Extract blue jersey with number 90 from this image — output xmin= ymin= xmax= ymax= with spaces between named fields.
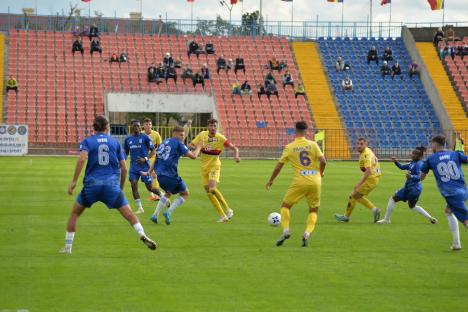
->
xmin=79 ymin=133 xmax=125 ymax=185
xmin=421 ymin=151 xmax=467 ymax=197
xmin=154 ymin=138 xmax=189 ymax=178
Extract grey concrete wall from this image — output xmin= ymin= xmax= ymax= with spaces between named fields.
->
xmin=409 ymin=27 xmax=468 ymax=42
xmin=402 ymin=26 xmax=454 ymax=137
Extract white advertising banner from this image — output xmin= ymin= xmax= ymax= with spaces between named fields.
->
xmin=0 ymin=124 xmax=29 ymax=156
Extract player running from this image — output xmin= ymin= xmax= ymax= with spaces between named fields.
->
xmin=144 ymin=126 xmax=201 ymax=225
xmin=189 ymin=118 xmax=240 ymax=223
xmin=124 ymin=120 xmax=163 ymax=214
xmin=266 ymin=122 xmax=327 ymax=247
xmin=60 ymin=116 xmax=156 ymax=254
xmin=142 ymin=117 xmax=163 ymax=201
xmin=377 ymin=147 xmax=437 ymax=224
xmin=335 ymin=138 xmax=382 ymax=223
xmin=420 ymin=135 xmax=468 ymax=251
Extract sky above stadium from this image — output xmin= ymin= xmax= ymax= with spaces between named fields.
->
xmin=1 ymin=0 xmax=467 ymax=24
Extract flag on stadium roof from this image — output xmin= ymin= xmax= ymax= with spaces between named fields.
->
xmin=428 ymin=0 xmax=444 ymax=10
xmin=327 ymin=0 xmax=343 ymax=3
xmin=187 ymin=0 xmax=195 ymax=3
xmin=231 ymin=0 xmax=238 ymax=4
xmin=81 ymin=0 xmax=92 ymax=3
xmin=381 ymin=0 xmax=391 ymax=5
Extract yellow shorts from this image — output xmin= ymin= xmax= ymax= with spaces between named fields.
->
xmin=282 ymin=182 xmax=321 ymax=208
xmin=357 ymin=177 xmax=380 ymax=196
xmin=201 ymin=167 xmax=220 ymax=185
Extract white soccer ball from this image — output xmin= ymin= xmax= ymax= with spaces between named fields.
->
xmin=268 ymin=212 xmax=281 ymax=227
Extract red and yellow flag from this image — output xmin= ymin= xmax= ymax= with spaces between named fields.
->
xmin=428 ymin=0 xmax=444 ymax=10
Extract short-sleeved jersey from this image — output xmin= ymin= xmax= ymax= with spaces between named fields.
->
xmin=154 ymin=137 xmax=190 ymax=178
xmin=421 ymin=151 xmax=467 ymax=197
xmin=191 ymin=131 xmax=230 ymax=170
xmin=124 ymin=134 xmax=154 ymax=170
xmin=359 ymin=147 xmax=382 ymax=178
xmin=79 ymin=133 xmax=125 ymax=185
xmin=279 ymin=137 xmax=324 ymax=184
xmin=394 ymin=160 xmax=423 ymax=190
xmin=143 ymin=130 xmax=162 ymax=148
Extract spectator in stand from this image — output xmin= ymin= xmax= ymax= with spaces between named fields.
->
xmin=163 ymin=52 xmax=174 ymax=68
xmin=155 ymin=63 xmax=165 ymax=83
xmin=165 ymin=66 xmax=177 ymax=84
xmin=266 ymin=82 xmax=279 ymax=100
xmin=241 ymin=80 xmax=253 ymax=98
xmin=278 ymin=59 xmax=288 ymax=72
xmin=183 ymin=120 xmax=192 ymax=144
xmin=257 ymin=84 xmax=267 ymax=100
xmin=88 ymin=23 xmax=100 ymax=41
xmin=433 ymin=27 xmax=444 ymax=47
xmin=367 ymin=46 xmax=379 ymax=65
xmin=119 ymin=52 xmax=129 ymax=63
xmin=294 ymin=83 xmax=305 ymax=99
xmin=462 ymin=44 xmax=468 ymax=60
xmin=341 ymin=76 xmax=353 ymax=92
xmin=72 ymin=38 xmax=84 ymax=56
xmin=109 ymin=53 xmax=119 ymax=64
xmin=6 ymin=75 xmax=18 ymax=94
xmin=201 ymin=64 xmax=210 ymax=80
xmin=269 ymin=57 xmax=280 ymax=71
xmin=380 ymin=61 xmax=391 ymax=79
xmin=227 ymin=58 xmax=234 ymax=72
xmin=343 ymin=61 xmax=351 ymax=71
xmin=147 ymin=63 xmax=158 ymax=82
xmin=335 ymin=56 xmax=345 ymax=72
xmin=174 ymin=55 xmax=182 ymax=68
xmin=264 ymin=71 xmax=276 ymax=88
xmin=80 ymin=26 xmax=89 ymax=40
xmin=408 ymin=61 xmax=420 ymax=79
xmin=445 ymin=27 xmax=455 ymax=42
xmin=234 ymin=55 xmax=246 ymax=75
xmin=187 ymin=39 xmax=200 ymax=59
xmin=181 ymin=64 xmax=194 ymax=85
xmin=72 ymin=26 xmax=81 ymax=39
xmin=205 ymin=41 xmax=215 ymax=54
xmin=382 ymin=46 xmax=393 ymax=61
xmin=439 ymin=44 xmax=449 ymax=60
xmin=90 ymin=38 xmax=102 ymax=55
xmin=282 ymin=70 xmax=294 ymax=89
xmin=216 ymin=55 xmax=227 ymax=74
xmin=192 ymin=70 xmax=205 ymax=89
xmin=391 ymin=62 xmax=403 ymax=80
xmin=231 ymin=81 xmax=242 ymax=98
xmin=449 ymin=45 xmax=456 ymax=60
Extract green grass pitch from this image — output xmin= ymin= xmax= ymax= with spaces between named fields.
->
xmin=0 ymin=156 xmax=467 ymax=312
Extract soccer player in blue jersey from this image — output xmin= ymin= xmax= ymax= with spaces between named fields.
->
xmin=60 ymin=116 xmax=156 ymax=254
xmin=124 ymin=120 xmax=162 ymax=214
xmin=420 ymin=135 xmax=468 ymax=251
xmin=378 ymin=147 xmax=437 ymax=224
xmin=144 ymin=126 xmax=201 ymax=225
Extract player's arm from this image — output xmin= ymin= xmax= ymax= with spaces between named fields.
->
xmin=458 ymin=152 xmax=468 ymax=164
xmin=68 ymin=151 xmax=88 ymax=195
xmin=391 ymin=157 xmax=409 ymax=170
xmin=225 ymin=141 xmax=240 ymax=163
xmin=318 ymin=156 xmax=326 ymax=177
xmin=419 ymin=160 xmax=430 ymax=182
xmin=266 ymin=162 xmax=285 ymax=190
xmin=186 ymin=142 xmax=202 ymax=159
xmin=119 ymin=159 xmax=128 ymax=190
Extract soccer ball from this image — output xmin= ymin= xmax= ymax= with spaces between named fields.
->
xmin=268 ymin=212 xmax=281 ymax=227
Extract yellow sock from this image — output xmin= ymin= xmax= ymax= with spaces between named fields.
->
xmin=345 ymin=196 xmax=356 ymax=217
xmin=280 ymin=207 xmax=290 ymax=231
xmin=207 ymin=192 xmax=226 ymax=218
xmin=212 ymin=188 xmax=230 ymax=211
xmin=357 ymin=197 xmax=375 ymax=210
xmin=305 ymin=212 xmax=318 ymax=234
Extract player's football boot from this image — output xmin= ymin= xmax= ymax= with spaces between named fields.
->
xmin=135 ymin=207 xmax=145 ymax=215
xmin=216 ymin=216 xmax=229 ymax=223
xmin=140 ymin=235 xmax=157 ymax=250
xmin=450 ymin=244 xmax=462 ymax=251
xmin=59 ymin=245 xmax=72 ymax=254
xmin=226 ymin=209 xmax=234 ymax=220
xmin=334 ymin=214 xmax=349 ymax=222
xmin=163 ymin=211 xmax=171 ymax=225
xmin=148 ymin=193 xmax=160 ymax=201
xmin=149 ymin=215 xmax=158 ymax=224
xmin=429 ymin=217 xmax=438 ymax=224
xmin=302 ymin=234 xmax=309 ymax=247
xmin=373 ymin=209 xmax=381 ymax=223
xmin=376 ymin=219 xmax=390 ymax=224
xmin=276 ymin=233 xmax=290 ymax=246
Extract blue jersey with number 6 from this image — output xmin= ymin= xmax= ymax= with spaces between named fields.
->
xmin=154 ymin=138 xmax=190 ymax=178
xmin=79 ymin=133 xmax=125 ymax=185
xmin=421 ymin=151 xmax=467 ymax=198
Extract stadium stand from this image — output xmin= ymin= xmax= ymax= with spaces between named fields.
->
xmin=292 ymin=42 xmax=350 ymax=159
xmin=0 ymin=33 xmax=4 ymax=119
xmin=5 ymin=30 xmax=313 ymax=149
xmin=417 ymin=42 xmax=468 ymax=131
xmin=317 ymin=37 xmax=442 ymax=150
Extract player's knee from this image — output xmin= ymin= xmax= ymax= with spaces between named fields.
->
xmin=309 ymin=207 xmax=318 ymax=213
xmin=444 ymin=207 xmax=452 ymax=215
xmin=392 ymin=195 xmax=399 ymax=202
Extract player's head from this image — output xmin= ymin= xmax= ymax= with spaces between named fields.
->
xmin=207 ymin=118 xmax=218 ymax=135
xmin=356 ymin=138 xmax=368 ymax=153
xmin=412 ymin=146 xmax=427 ymax=161
xmin=142 ymin=118 xmax=152 ymax=133
xmin=131 ymin=120 xmax=141 ymax=135
xmin=295 ymin=121 xmax=308 ymax=136
xmin=431 ymin=135 xmax=446 ymax=152
xmin=173 ymin=125 xmax=185 ymax=141
xmin=93 ymin=115 xmax=109 ymax=133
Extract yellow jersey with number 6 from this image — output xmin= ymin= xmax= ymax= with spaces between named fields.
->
xmin=279 ymin=137 xmax=323 ymax=184
xmin=359 ymin=147 xmax=381 ymax=178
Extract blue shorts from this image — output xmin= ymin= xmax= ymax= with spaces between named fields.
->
xmin=394 ymin=186 xmax=421 ymax=205
xmin=77 ymin=184 xmax=128 ymax=209
xmin=157 ymin=175 xmax=187 ymax=195
xmin=445 ymin=190 xmax=468 ymax=223
xmin=129 ymin=170 xmax=153 ymax=185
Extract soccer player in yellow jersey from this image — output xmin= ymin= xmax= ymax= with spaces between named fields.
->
xmin=142 ymin=118 xmax=163 ymax=202
xmin=266 ymin=122 xmax=326 ymax=247
xmin=190 ymin=118 xmax=240 ymax=222
xmin=335 ymin=138 xmax=382 ymax=223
